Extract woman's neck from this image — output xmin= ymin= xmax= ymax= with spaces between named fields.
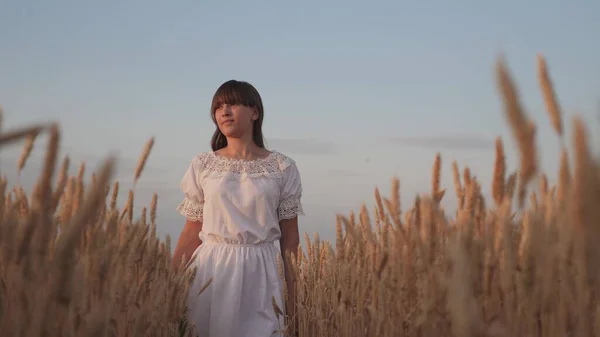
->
xmin=221 ymin=137 xmax=266 ymax=160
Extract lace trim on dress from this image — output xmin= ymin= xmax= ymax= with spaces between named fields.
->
xmin=278 ymin=197 xmax=304 ymax=221
xmin=197 ymin=151 xmax=294 ymax=180
xmin=177 ymin=197 xmax=204 ymax=222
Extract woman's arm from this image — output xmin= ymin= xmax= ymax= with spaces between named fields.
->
xmin=277 ymin=158 xmax=303 ymax=335
xmin=279 ymin=217 xmax=300 ymax=333
xmin=172 ymin=219 xmax=203 ymax=269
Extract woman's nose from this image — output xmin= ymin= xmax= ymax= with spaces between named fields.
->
xmin=221 ymin=105 xmax=232 ymax=116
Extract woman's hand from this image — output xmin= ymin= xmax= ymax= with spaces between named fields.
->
xmin=172 ymin=219 xmax=203 ymax=270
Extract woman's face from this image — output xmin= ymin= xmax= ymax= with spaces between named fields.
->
xmin=215 ymin=103 xmax=257 ymax=139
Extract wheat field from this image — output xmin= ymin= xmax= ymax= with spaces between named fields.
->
xmin=1 ymin=55 xmax=599 ymax=337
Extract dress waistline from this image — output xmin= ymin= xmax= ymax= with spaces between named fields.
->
xmin=201 ymin=240 xmax=276 ymax=248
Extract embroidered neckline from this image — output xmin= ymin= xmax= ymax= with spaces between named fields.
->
xmin=196 ymin=150 xmax=294 ymax=179
xmin=210 ymin=151 xmax=275 ymax=163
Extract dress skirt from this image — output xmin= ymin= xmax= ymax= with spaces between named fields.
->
xmin=186 ymin=241 xmax=287 ymax=337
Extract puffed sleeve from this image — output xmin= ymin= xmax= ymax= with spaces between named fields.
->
xmin=278 ymin=161 xmax=304 ymax=221
xmin=176 ymin=157 xmax=204 ymax=222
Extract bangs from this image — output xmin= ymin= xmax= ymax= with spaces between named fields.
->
xmin=211 ymin=80 xmax=262 ymax=113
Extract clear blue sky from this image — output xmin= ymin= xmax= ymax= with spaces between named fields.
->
xmin=1 ymin=0 xmax=599 ymax=243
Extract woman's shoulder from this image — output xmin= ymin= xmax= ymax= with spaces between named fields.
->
xmin=186 ymin=151 xmax=213 ymax=169
xmin=268 ymin=150 xmax=297 ymax=170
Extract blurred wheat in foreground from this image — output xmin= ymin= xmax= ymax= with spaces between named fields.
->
xmin=0 ymin=124 xmax=195 ymax=336
xmin=1 ymin=55 xmax=599 ymax=337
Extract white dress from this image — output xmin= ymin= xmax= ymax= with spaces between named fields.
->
xmin=177 ymin=150 xmax=304 ymax=337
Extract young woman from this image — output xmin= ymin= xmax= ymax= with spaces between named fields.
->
xmin=172 ymin=80 xmax=303 ymax=337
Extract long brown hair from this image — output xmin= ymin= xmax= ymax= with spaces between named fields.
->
xmin=210 ymin=80 xmax=266 ymax=151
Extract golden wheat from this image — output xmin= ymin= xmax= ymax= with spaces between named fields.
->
xmin=0 ymin=125 xmax=195 ymax=336
xmin=3 ymin=54 xmax=599 ymax=337
xmin=282 ymin=55 xmax=600 ymax=337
